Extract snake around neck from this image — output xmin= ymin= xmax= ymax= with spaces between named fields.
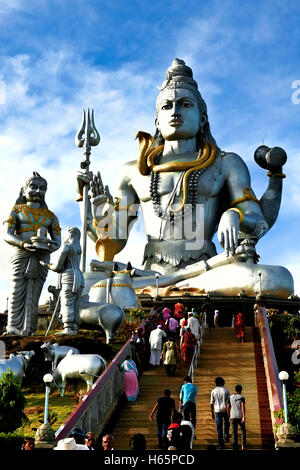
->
xmin=148 ymin=142 xmax=216 ymax=221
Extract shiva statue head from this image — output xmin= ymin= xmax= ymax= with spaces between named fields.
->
xmin=153 ymin=58 xmax=217 ymax=150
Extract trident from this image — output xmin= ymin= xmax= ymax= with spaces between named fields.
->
xmin=75 ymin=108 xmax=100 ymax=273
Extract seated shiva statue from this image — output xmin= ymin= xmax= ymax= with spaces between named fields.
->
xmin=76 ymin=59 xmax=293 ymax=298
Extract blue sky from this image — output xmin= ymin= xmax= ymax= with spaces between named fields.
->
xmin=0 ymin=0 xmax=299 ymax=308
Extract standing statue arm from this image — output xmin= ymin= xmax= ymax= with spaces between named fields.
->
xmin=47 ymin=215 xmax=62 ymax=252
xmin=4 ymin=209 xmax=61 ymax=252
xmin=218 ymin=153 xmax=268 ymax=255
xmin=43 ymin=245 xmax=69 ymax=272
xmin=3 ymin=210 xmax=28 ymax=249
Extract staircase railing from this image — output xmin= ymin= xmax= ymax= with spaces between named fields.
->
xmin=256 ymin=303 xmax=283 ymax=433
xmin=54 ymin=337 xmax=132 ymax=442
xmin=188 ymin=313 xmax=206 ymax=382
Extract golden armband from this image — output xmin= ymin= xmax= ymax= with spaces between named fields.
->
xmin=228 ymin=207 xmax=244 ymax=223
xmin=230 ymin=187 xmax=260 ymax=207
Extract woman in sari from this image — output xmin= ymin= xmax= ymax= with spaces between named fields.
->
xmin=180 ymin=328 xmax=197 ymax=368
xmin=161 ymin=338 xmax=177 ymax=376
xmin=234 ymin=312 xmax=246 ymax=342
xmin=120 ymin=356 xmax=139 ymax=401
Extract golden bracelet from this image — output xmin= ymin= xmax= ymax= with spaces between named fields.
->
xmin=21 ymin=240 xmax=27 ymax=249
xmin=228 ymin=207 xmax=244 ymax=223
xmin=267 ymin=172 xmax=286 ymax=179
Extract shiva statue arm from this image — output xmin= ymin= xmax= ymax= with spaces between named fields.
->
xmin=77 ymin=162 xmax=140 ymax=260
xmin=218 ymin=152 xmax=268 ymax=256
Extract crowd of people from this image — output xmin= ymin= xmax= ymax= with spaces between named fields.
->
xmin=22 ymin=302 xmax=248 ymax=452
xmin=129 ymin=301 xmax=207 ymax=378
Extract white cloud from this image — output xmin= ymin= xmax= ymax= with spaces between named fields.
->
xmin=0 ymin=48 xmax=160 ymax=311
xmin=0 ymin=0 xmax=24 ymax=14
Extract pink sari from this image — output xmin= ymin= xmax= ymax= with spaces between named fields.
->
xmin=121 ymin=359 xmax=139 ymax=401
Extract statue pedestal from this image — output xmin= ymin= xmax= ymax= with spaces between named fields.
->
xmin=275 ymin=423 xmax=300 ymax=449
xmin=34 ymin=423 xmax=56 ymax=449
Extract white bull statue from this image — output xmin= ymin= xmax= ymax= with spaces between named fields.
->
xmin=51 ymin=350 xmax=107 ymax=396
xmin=0 ymin=350 xmax=35 ymax=385
xmin=40 ymin=342 xmax=80 ymax=370
xmin=78 ymin=262 xmax=130 ymax=343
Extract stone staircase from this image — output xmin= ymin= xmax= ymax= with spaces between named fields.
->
xmin=110 ymin=327 xmax=274 ymax=450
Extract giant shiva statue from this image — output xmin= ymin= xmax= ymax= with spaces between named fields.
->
xmin=76 ymin=59 xmax=293 ymax=298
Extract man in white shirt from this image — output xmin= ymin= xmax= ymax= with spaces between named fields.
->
xmin=227 ymin=384 xmax=246 ymax=451
xmin=210 ymin=376 xmax=230 ymax=449
xmin=187 ymin=312 xmax=200 ymax=340
xmin=149 ymin=324 xmax=167 ymax=365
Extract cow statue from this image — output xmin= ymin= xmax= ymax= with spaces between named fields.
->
xmin=40 ymin=342 xmax=80 ymax=370
xmin=79 ymin=303 xmax=125 ymax=345
xmin=51 ymin=350 xmax=107 ymax=396
xmin=0 ymin=350 xmax=35 ymax=385
xmin=79 ymin=262 xmax=130 ymax=343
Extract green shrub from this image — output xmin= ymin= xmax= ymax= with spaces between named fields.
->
xmin=0 ymin=370 xmax=28 ymax=434
xmin=269 ymin=311 xmax=300 ymax=340
xmin=127 ymin=309 xmax=148 ymax=323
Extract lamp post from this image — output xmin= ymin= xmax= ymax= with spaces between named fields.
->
xmin=43 ymin=373 xmax=53 ymax=425
xmin=278 ymin=370 xmax=289 ymax=423
xmin=155 ymin=273 xmax=160 ymax=297
xmin=258 ymin=271 xmax=262 ymax=294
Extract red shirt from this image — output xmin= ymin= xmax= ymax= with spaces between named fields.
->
xmin=174 ymin=303 xmax=184 ymax=319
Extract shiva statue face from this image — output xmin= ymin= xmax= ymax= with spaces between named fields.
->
xmin=156 ymin=88 xmax=202 ymax=141
xmin=23 ymin=177 xmax=47 ymax=203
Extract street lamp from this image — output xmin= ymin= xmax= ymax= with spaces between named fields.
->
xmin=155 ymin=273 xmax=160 ymax=297
xmin=278 ymin=370 xmax=289 ymax=423
xmin=43 ymin=373 xmax=53 ymax=425
xmin=258 ymin=271 xmax=262 ymax=294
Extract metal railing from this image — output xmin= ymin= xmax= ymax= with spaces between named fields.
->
xmin=54 ymin=319 xmax=147 ymax=441
xmin=256 ymin=303 xmax=283 ymax=435
xmin=54 ymin=338 xmax=132 ymax=441
xmin=188 ymin=313 xmax=207 ymax=382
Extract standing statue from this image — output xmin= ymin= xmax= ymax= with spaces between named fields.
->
xmin=43 ymin=227 xmax=84 ymax=335
xmin=75 ymin=59 xmax=292 ymax=298
xmin=3 ymin=172 xmax=61 ymax=335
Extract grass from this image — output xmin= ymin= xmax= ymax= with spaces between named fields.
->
xmin=20 ymin=383 xmax=82 ymax=439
